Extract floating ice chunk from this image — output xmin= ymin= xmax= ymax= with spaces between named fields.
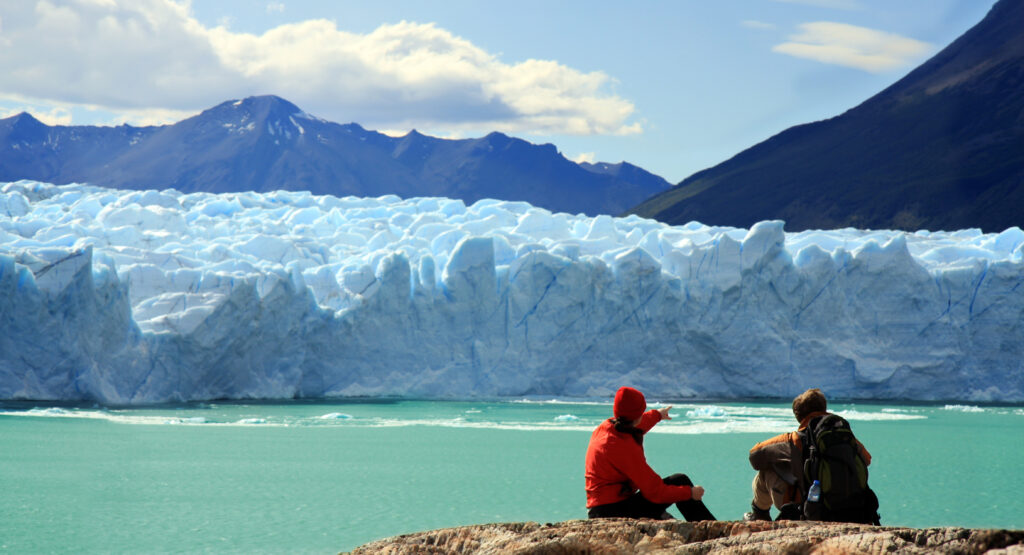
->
xmin=686 ymin=406 xmax=727 ymax=418
xmin=167 ymin=417 xmax=208 ymax=424
xmin=943 ymin=405 xmax=985 ymax=413
xmin=836 ymin=409 xmax=927 ymax=421
xmin=28 ymin=407 xmax=70 ymax=416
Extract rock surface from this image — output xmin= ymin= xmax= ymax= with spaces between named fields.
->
xmin=347 ymin=519 xmax=1024 ymax=554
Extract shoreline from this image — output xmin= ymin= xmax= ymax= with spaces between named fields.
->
xmin=4 ymin=396 xmax=1024 ymax=411
xmin=346 ymin=519 xmax=1024 ymax=554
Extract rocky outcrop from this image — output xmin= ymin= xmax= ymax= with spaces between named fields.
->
xmin=347 ymin=519 xmax=1024 ymax=554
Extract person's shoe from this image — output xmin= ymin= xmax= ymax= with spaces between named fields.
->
xmin=658 ymin=511 xmax=676 ymax=520
xmin=743 ymin=502 xmax=771 ymax=521
xmin=775 ymin=502 xmax=803 ymax=521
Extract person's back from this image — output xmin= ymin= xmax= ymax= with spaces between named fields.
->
xmin=745 ymin=388 xmax=878 ymax=524
xmin=798 ymin=411 xmax=879 ymax=524
xmin=585 ymin=386 xmax=715 ymax=521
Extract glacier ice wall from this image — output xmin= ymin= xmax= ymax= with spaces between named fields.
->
xmin=2 ymin=180 xmax=1023 ymax=403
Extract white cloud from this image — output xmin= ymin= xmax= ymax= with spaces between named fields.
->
xmin=0 ymin=0 xmax=639 ymax=135
xmin=0 ymin=104 xmax=73 ymax=125
xmin=571 ymin=152 xmax=596 ymax=164
xmin=377 ymin=128 xmax=411 ymax=138
xmin=773 ymin=22 xmax=932 ymax=73
xmin=1 ymin=93 xmax=196 ymax=127
xmin=266 ymin=3 xmax=284 ymax=14
xmin=106 ymin=106 xmax=199 ymax=126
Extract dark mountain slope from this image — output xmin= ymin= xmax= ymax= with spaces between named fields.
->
xmin=0 ymin=96 xmax=671 ymax=216
xmin=631 ymin=0 xmax=1024 ymax=232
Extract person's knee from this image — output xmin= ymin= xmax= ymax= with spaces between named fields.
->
xmin=753 ymin=469 xmax=792 ymax=511
xmin=663 ymin=473 xmax=693 ymax=486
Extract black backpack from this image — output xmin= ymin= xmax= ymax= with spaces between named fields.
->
xmin=800 ymin=413 xmax=880 ymax=525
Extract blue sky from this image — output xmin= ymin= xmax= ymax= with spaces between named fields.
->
xmin=0 ymin=0 xmax=997 ymax=182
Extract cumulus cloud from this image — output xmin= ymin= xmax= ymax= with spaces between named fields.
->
xmin=0 ymin=104 xmax=73 ymax=125
xmin=0 ymin=0 xmax=638 ymax=135
xmin=773 ymin=22 xmax=932 ymax=73
xmin=106 ymin=106 xmax=201 ymax=126
xmin=571 ymin=152 xmax=596 ymax=164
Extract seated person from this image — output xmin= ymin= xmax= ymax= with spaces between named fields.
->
xmin=585 ymin=386 xmax=715 ymax=521
xmin=745 ymin=388 xmax=871 ymax=521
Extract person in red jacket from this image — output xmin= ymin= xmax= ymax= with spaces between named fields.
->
xmin=585 ymin=386 xmax=715 ymax=520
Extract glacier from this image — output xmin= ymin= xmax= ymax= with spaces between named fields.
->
xmin=2 ymin=180 xmax=1023 ymax=404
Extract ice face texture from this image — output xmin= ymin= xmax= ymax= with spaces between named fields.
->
xmin=2 ymin=181 xmax=1022 ymax=404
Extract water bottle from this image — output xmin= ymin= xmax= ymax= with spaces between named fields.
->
xmin=808 ymin=479 xmax=821 ymax=502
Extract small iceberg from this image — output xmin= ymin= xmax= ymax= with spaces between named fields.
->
xmin=943 ymin=405 xmax=984 ymax=413
xmin=686 ymin=406 xmax=727 ymax=418
xmin=165 ymin=416 xmax=208 ymax=424
xmin=28 ymin=407 xmax=70 ymax=416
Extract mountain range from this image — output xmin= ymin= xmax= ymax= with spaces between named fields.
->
xmin=3 ymin=0 xmax=1021 ymax=231
xmin=0 ymin=96 xmax=670 ymax=217
xmin=631 ymin=0 xmax=1024 ymax=233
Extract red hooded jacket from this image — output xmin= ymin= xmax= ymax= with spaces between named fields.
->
xmin=584 ymin=409 xmax=693 ymax=508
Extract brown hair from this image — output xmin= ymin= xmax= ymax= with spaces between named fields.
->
xmin=611 ymin=417 xmax=645 ymax=446
xmin=792 ymin=388 xmax=827 ymax=423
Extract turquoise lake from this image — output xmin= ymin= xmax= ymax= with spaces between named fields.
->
xmin=2 ymin=399 xmax=1022 ymax=553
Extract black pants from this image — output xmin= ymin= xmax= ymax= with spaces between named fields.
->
xmin=587 ymin=473 xmax=716 ymax=521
